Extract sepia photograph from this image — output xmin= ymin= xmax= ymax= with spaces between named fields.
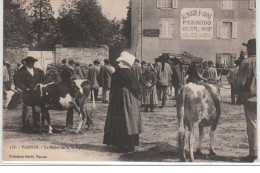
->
xmin=1 ymin=0 xmax=258 ymax=164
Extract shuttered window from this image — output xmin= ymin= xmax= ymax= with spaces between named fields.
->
xmin=157 ymin=0 xmax=177 ymax=9
xmin=217 ymin=21 xmax=237 ymax=39
xmin=222 ymin=22 xmax=232 ymax=39
xmin=249 ymin=0 xmax=256 ymax=10
xmin=160 ymin=18 xmax=174 ymax=39
xmin=222 ymin=0 xmax=233 ymax=10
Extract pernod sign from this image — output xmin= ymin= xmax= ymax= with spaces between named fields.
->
xmin=181 ymin=8 xmax=213 ymax=40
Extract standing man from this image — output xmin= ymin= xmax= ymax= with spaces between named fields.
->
xmin=60 ymin=59 xmax=75 ymax=128
xmin=88 ymin=60 xmax=100 ymax=101
xmin=235 ymin=39 xmax=257 ymax=162
xmin=15 ymin=56 xmax=44 ymax=130
xmin=155 ymin=53 xmax=172 ymax=108
xmin=227 ymin=60 xmax=240 ymax=104
xmin=202 ymin=60 xmax=220 ymax=82
xmin=131 ymin=59 xmax=142 ymax=82
xmin=100 ymin=59 xmax=114 ymax=103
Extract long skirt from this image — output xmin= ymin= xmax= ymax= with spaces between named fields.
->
xmin=103 ymin=87 xmax=143 ymax=148
xmin=142 ymin=85 xmax=158 ymax=107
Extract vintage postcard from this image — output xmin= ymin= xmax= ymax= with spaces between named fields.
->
xmin=1 ymin=0 xmax=258 ymax=164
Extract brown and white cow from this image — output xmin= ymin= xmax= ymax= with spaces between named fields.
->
xmin=33 ymin=79 xmax=92 ymax=134
xmin=176 ymin=82 xmax=221 ymax=162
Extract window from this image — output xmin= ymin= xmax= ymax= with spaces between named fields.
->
xmin=222 ymin=0 xmax=233 ymax=10
xmin=222 ymin=22 xmax=232 ymax=39
xmin=160 ymin=18 xmax=174 ymax=39
xmin=157 ymin=0 xmax=177 ymax=9
xmin=217 ymin=21 xmax=237 ymax=39
xmin=249 ymin=0 xmax=256 ymax=10
xmin=216 ymin=53 xmax=236 ymax=67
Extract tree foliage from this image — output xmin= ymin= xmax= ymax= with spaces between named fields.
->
xmin=57 ymin=0 xmax=127 ymax=59
xmin=4 ymin=0 xmax=128 ymax=59
xmin=121 ymin=0 xmax=131 ymax=48
xmin=27 ymin=0 xmax=58 ymax=50
xmin=3 ymin=0 xmax=32 ymax=47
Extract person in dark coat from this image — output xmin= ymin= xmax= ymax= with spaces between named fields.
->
xmin=171 ymin=58 xmax=185 ymax=98
xmin=15 ymin=56 xmax=44 ymax=130
xmin=235 ymin=39 xmax=257 ymax=162
xmin=100 ymin=59 xmax=114 ymax=103
xmin=60 ymin=59 xmax=75 ymax=128
xmin=75 ymin=61 xmax=85 ymax=79
xmin=186 ymin=62 xmax=206 ymax=84
xmin=154 ymin=54 xmax=172 ymax=108
xmin=131 ymin=59 xmax=142 ymax=82
xmin=141 ymin=63 xmax=158 ymax=112
xmin=88 ymin=60 xmax=100 ymax=100
xmin=103 ymin=51 xmax=143 ymax=153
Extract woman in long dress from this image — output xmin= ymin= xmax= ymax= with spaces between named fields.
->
xmin=103 ymin=51 xmax=143 ymax=153
xmin=141 ymin=63 xmax=158 ymax=112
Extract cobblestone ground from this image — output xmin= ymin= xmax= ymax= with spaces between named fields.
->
xmin=2 ymin=78 xmax=250 ymax=163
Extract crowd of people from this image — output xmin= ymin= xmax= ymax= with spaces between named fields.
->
xmin=2 ymin=39 xmax=257 ymax=162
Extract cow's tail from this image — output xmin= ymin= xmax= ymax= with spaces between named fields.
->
xmin=177 ymin=87 xmax=186 ymax=159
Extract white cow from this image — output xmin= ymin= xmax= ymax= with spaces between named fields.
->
xmin=176 ymin=82 xmax=221 ymax=162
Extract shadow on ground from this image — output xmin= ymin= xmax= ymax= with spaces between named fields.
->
xmin=51 ymin=142 xmax=243 ymax=162
xmin=119 ymin=142 xmax=242 ymax=162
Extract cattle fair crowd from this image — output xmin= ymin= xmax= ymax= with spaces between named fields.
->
xmin=2 ymin=39 xmax=257 ymax=162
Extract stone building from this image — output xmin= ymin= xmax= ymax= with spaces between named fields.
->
xmin=131 ymin=0 xmax=256 ymax=66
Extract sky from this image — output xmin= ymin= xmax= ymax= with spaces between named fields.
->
xmin=49 ymin=0 xmax=129 ymax=20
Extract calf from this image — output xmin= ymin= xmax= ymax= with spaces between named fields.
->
xmin=33 ymin=80 xmax=92 ymax=134
xmin=176 ymin=82 xmax=221 ymax=162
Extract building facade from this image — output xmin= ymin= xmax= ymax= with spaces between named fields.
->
xmin=131 ymin=0 xmax=256 ymax=66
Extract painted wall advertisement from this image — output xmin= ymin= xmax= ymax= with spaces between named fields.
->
xmin=181 ymin=8 xmax=213 ymax=40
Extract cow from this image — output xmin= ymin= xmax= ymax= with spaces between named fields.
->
xmin=4 ymin=90 xmax=22 ymax=110
xmin=29 ymin=79 xmax=92 ymax=134
xmin=176 ymin=82 xmax=221 ymax=162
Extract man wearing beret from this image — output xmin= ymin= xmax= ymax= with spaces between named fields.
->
xmin=235 ymin=39 xmax=257 ymax=162
xmin=16 ymin=56 xmax=44 ymax=130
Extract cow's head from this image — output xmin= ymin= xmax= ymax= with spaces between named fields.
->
xmin=70 ymin=80 xmax=92 ymax=98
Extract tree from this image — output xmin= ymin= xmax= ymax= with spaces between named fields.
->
xmin=57 ymin=0 xmax=128 ymax=60
xmin=121 ymin=0 xmax=131 ymax=48
xmin=3 ymin=0 xmax=32 ymax=47
xmin=27 ymin=0 xmax=57 ymax=50
xmin=57 ymin=0 xmax=114 ymax=47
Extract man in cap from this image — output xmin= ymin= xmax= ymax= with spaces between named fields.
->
xmin=235 ymin=39 xmax=257 ymax=162
xmin=88 ymin=60 xmax=100 ymax=100
xmin=16 ymin=56 xmax=44 ymax=130
xmin=100 ymin=59 xmax=114 ymax=103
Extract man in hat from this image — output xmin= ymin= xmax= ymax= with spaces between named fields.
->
xmin=74 ymin=60 xmax=85 ymax=79
xmin=60 ymin=59 xmax=75 ymax=83
xmin=16 ymin=56 xmax=44 ymax=130
xmin=202 ymin=60 xmax=220 ymax=82
xmin=88 ymin=60 xmax=100 ymax=100
xmin=155 ymin=53 xmax=172 ymax=108
xmin=227 ymin=60 xmax=240 ymax=104
xmin=235 ymin=39 xmax=257 ymax=162
xmin=59 ymin=59 xmax=76 ymax=128
xmin=100 ymin=59 xmax=114 ymax=103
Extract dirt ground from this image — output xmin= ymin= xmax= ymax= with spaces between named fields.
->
xmin=2 ymin=77 xmax=251 ymax=163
